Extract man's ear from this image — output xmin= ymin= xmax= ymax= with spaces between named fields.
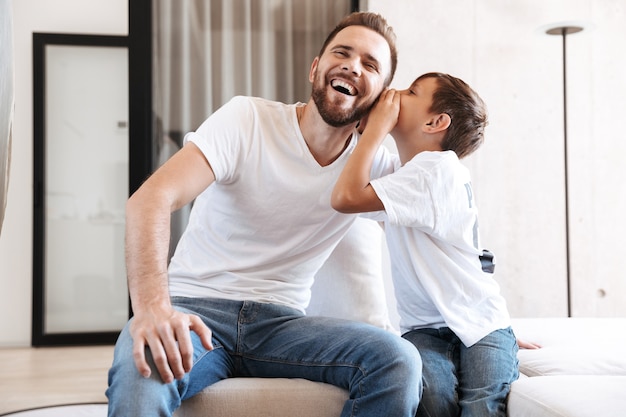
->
xmin=309 ymin=57 xmax=320 ymax=83
xmin=424 ymin=113 xmax=451 ymax=133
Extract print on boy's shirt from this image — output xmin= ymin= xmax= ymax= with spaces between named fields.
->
xmin=464 ymin=181 xmax=495 ymax=274
xmin=464 ymin=182 xmax=474 ymax=208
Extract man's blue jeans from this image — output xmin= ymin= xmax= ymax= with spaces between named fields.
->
xmin=107 ymin=297 xmax=422 ymax=417
xmin=402 ymin=326 xmax=519 ymax=417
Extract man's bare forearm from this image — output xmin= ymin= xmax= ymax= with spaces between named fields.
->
xmin=125 ymin=186 xmax=173 ymax=314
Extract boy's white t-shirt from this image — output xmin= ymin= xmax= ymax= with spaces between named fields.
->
xmin=167 ymin=96 xmax=395 ymax=312
xmin=370 ymin=150 xmax=510 ymax=347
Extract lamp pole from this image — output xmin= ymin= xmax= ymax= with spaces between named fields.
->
xmin=545 ymin=25 xmax=583 ymax=318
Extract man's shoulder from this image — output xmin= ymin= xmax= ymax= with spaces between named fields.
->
xmin=231 ymin=96 xmax=294 ymax=119
xmin=212 ymin=96 xmax=291 ymax=125
xmin=237 ymin=95 xmax=291 ymax=109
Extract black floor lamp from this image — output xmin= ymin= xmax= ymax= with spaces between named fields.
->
xmin=544 ymin=23 xmax=586 ymax=317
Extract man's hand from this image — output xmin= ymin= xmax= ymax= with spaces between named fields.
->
xmin=129 ymin=307 xmax=214 ymax=383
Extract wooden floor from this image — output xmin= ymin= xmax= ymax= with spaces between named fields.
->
xmin=0 ymin=345 xmax=113 ymax=414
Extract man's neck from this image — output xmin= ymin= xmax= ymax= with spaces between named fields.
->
xmin=298 ymin=100 xmax=357 ymax=167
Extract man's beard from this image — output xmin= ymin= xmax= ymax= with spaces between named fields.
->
xmin=311 ymin=77 xmax=373 ymax=127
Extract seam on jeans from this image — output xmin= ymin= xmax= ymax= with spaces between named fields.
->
xmin=238 ymin=352 xmax=366 ymax=373
xmin=236 ymin=304 xmax=245 ymax=355
xmin=193 ymin=343 xmax=223 ymax=367
xmin=239 ymin=354 xmax=368 ymax=417
xmin=448 ymin=341 xmax=460 ymax=405
xmin=237 ymin=353 xmax=367 ymax=385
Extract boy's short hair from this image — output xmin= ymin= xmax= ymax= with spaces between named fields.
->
xmin=319 ymin=12 xmax=398 ymax=87
xmin=418 ymin=72 xmax=488 ymax=159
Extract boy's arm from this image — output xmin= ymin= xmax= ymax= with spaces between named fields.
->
xmin=332 ymin=89 xmax=400 ymax=213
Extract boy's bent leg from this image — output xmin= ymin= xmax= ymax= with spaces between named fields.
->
xmin=403 ymin=328 xmax=460 ymax=417
xmin=236 ymin=303 xmax=422 ymax=417
xmin=458 ymin=327 xmax=519 ymax=417
xmin=106 ymin=318 xmax=232 ymax=417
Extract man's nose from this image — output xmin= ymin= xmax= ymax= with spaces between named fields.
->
xmin=341 ymin=58 xmax=362 ymax=76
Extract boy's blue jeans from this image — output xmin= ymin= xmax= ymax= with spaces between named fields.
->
xmin=403 ymin=326 xmax=519 ymax=417
xmin=107 ymin=297 xmax=422 ymax=417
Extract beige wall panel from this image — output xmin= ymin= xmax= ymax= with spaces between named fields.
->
xmin=369 ymin=0 xmax=626 ymax=317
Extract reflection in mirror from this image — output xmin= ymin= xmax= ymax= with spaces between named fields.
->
xmin=33 ymin=34 xmax=130 ymax=345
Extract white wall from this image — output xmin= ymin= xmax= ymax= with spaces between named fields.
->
xmin=368 ymin=0 xmax=626 ymax=318
xmin=0 ymin=0 xmax=128 ymax=347
xmin=3 ymin=0 xmax=624 ymax=347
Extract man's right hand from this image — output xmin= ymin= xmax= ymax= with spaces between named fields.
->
xmin=129 ymin=306 xmax=214 ymax=383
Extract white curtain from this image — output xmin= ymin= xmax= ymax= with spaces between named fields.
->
xmin=153 ymin=0 xmax=351 ymax=145
xmin=0 ymin=0 xmax=14 ymax=235
xmin=152 ymin=0 xmax=350 ymax=255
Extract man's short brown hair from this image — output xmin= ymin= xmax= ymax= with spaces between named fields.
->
xmin=318 ymin=12 xmax=398 ymax=87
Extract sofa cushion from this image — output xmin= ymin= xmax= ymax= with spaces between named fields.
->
xmin=508 ymin=375 xmax=626 ymax=417
xmin=516 ymin=345 xmax=626 ymax=377
xmin=174 ymin=378 xmax=348 ymax=417
xmin=511 ymin=318 xmax=626 ymax=346
xmin=511 ymin=318 xmax=626 ymax=377
xmin=307 ymin=217 xmax=395 ymax=331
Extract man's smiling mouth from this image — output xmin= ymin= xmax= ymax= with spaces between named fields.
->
xmin=331 ymin=79 xmax=357 ymax=96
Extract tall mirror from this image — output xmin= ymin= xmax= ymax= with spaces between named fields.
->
xmin=32 ymin=33 xmax=130 ymax=345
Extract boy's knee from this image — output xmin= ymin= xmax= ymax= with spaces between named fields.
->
xmin=400 ymin=338 xmax=423 ymax=384
xmin=372 ymin=332 xmax=423 ymax=386
xmin=389 ymin=333 xmax=422 ymax=367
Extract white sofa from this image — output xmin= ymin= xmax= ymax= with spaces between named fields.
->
xmin=173 ymin=219 xmax=626 ymax=417
xmin=508 ymin=317 xmax=626 ymax=417
xmin=173 ymin=317 xmax=626 ymax=417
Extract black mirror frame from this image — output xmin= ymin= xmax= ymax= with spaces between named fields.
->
xmin=31 ymin=33 xmax=130 ymax=346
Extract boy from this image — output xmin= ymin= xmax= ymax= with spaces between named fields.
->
xmin=332 ymin=72 xmax=519 ymax=417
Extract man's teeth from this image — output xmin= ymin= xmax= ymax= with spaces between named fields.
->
xmin=331 ymin=80 xmax=356 ymax=96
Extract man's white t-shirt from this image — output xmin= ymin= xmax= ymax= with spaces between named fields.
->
xmin=168 ymin=96 xmax=395 ymax=312
xmin=370 ymin=150 xmax=510 ymax=347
